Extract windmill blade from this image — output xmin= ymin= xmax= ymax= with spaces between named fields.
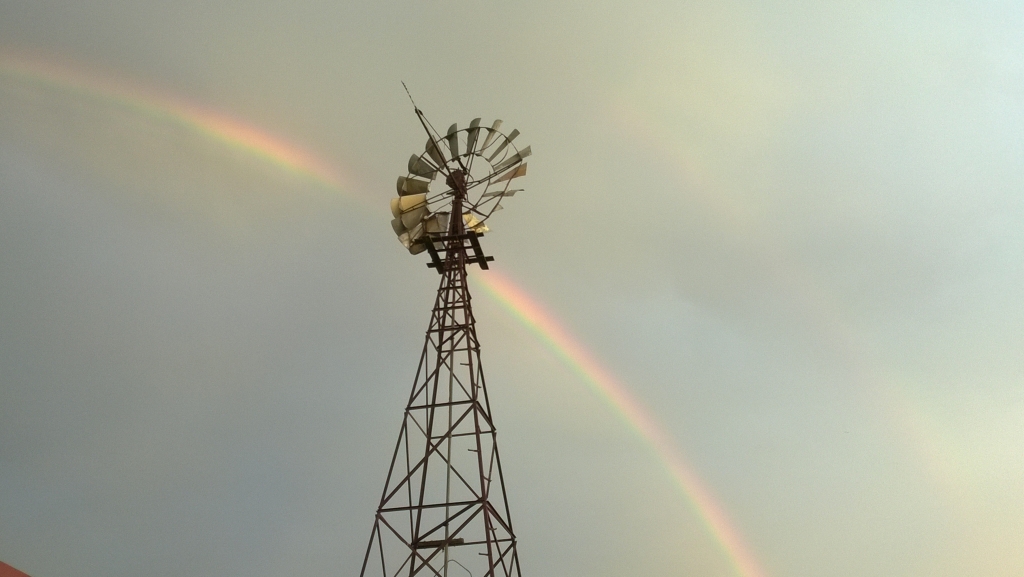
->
xmin=492 ymin=145 xmax=531 ymax=172
xmin=494 ymin=163 xmax=527 ymax=183
xmin=401 ymin=205 xmax=429 ymax=230
xmin=481 ymin=119 xmax=503 ymax=150
xmin=397 ymin=176 xmax=431 ymax=196
xmin=447 ymin=123 xmax=460 ymax=158
xmin=487 ymin=129 xmax=520 ymax=162
xmin=408 ymin=154 xmax=437 ymax=179
xmin=391 ymin=217 xmax=406 ymax=236
xmin=425 ymin=137 xmax=446 ymax=166
xmin=463 ymin=213 xmax=489 ymax=234
xmin=482 ymin=188 xmax=522 ymax=198
xmin=390 ymin=198 xmax=402 ymax=218
xmin=466 ymin=118 xmax=482 ymax=155
xmin=397 ymin=193 xmax=427 ymax=210
xmin=492 ymin=154 xmax=527 ymax=179
xmin=407 ymin=221 xmax=426 ymax=241
xmin=397 ymin=195 xmax=429 ymax=231
xmin=423 ymin=212 xmax=450 ymax=234
xmin=399 ymin=225 xmax=428 ymax=253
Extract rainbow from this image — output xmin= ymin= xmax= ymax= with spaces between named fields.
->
xmin=474 ymin=269 xmax=768 ymax=577
xmin=1 ymin=55 xmax=768 ymax=577
xmin=0 ymin=55 xmax=347 ymax=191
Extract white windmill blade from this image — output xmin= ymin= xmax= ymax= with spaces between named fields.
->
xmin=480 ymin=119 xmax=503 ymax=150
xmin=446 ymin=123 xmax=459 ymax=158
xmin=397 ymin=176 xmax=431 ymax=196
xmin=492 ymin=145 xmax=531 ymax=173
xmin=391 ymin=217 xmax=406 ymax=236
xmin=408 ymin=154 xmax=437 ymax=179
xmin=493 ymin=163 xmax=527 ymax=183
xmin=396 ymin=193 xmax=427 ymax=212
xmin=486 ymin=129 xmax=520 ymax=162
xmin=401 ymin=205 xmax=429 ymax=230
xmin=466 ymin=118 xmax=482 ymax=155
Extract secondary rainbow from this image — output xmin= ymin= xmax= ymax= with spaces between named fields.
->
xmin=473 ymin=269 xmax=768 ymax=577
xmin=1 ymin=55 xmax=768 ymax=577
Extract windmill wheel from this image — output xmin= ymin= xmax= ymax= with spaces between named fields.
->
xmin=390 ymin=118 xmax=530 ymax=254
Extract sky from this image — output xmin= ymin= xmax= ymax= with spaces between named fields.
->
xmin=0 ymin=1 xmax=1022 ymax=576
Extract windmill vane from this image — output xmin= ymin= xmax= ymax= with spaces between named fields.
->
xmin=358 ymin=107 xmax=530 ymax=577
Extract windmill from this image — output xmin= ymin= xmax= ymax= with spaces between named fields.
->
xmin=358 ymin=96 xmax=530 ymax=577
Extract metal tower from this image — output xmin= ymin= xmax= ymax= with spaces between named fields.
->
xmin=359 ymin=105 xmax=530 ymax=577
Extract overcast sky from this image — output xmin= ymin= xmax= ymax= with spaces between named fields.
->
xmin=1 ymin=2 xmax=1022 ymax=576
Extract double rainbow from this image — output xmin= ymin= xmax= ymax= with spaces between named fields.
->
xmin=0 ymin=55 xmax=767 ymax=577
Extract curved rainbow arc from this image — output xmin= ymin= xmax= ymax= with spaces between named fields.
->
xmin=473 ymin=269 xmax=768 ymax=577
xmin=0 ymin=55 xmax=347 ymax=191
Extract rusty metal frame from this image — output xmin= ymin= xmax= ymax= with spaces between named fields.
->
xmin=359 ymin=168 xmax=522 ymax=577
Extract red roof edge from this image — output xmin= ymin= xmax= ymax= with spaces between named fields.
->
xmin=0 ymin=561 xmax=30 ymax=577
